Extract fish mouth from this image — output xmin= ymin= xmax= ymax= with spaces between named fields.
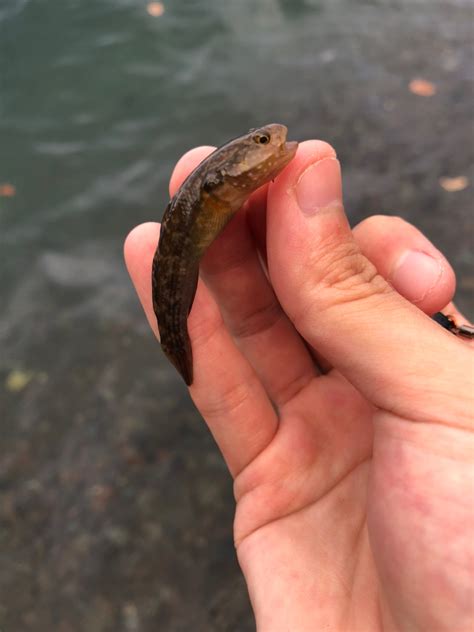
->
xmin=268 ymin=138 xmax=298 ymax=177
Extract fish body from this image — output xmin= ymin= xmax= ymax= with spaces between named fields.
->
xmin=152 ymin=124 xmax=298 ymax=385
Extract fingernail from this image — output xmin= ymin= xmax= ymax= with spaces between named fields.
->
xmin=295 ymin=157 xmax=342 ymax=215
xmin=391 ymin=250 xmax=443 ymax=303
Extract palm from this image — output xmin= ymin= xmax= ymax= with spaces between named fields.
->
xmin=234 ymin=369 xmax=377 ymax=627
xmin=233 ymin=361 xmax=472 ymax=631
xmin=233 ymin=370 xmax=373 ymax=547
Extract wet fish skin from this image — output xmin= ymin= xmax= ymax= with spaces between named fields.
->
xmin=152 ymin=124 xmax=298 ymax=385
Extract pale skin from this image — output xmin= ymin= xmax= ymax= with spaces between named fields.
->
xmin=124 ymin=140 xmax=474 ymax=631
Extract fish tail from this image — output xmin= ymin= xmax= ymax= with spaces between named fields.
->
xmin=161 ymin=334 xmax=193 ymax=386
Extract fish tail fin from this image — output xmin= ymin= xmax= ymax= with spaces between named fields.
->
xmin=161 ymin=336 xmax=193 ymax=386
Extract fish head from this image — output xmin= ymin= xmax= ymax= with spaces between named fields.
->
xmin=229 ymin=123 xmax=298 ymax=180
xmin=207 ymin=124 xmax=298 ymax=204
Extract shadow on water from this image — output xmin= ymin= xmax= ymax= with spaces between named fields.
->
xmin=0 ymin=0 xmax=473 ymax=629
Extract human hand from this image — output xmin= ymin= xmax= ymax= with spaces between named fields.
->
xmin=124 ymin=140 xmax=473 ymax=631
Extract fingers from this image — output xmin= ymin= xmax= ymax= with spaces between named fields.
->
xmin=266 ymin=140 xmax=473 ymax=426
xmin=353 ymin=215 xmax=456 ymax=315
xmin=168 ymin=146 xmax=318 ymax=406
xmin=124 ymin=222 xmax=278 ymax=477
xmin=201 ymin=210 xmax=318 ymax=405
xmin=308 ymin=215 xmax=459 ymax=375
xmin=310 ymin=215 xmax=458 ymax=375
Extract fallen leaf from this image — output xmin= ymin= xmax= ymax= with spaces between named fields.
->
xmin=147 ymin=2 xmax=165 ymax=16
xmin=409 ymin=78 xmax=437 ymax=97
xmin=0 ymin=183 xmax=16 ymax=197
xmin=439 ymin=176 xmax=469 ymax=192
xmin=5 ymin=370 xmax=33 ymax=392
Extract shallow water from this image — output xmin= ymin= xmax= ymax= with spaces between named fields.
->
xmin=1 ymin=1 xmax=473 ymax=629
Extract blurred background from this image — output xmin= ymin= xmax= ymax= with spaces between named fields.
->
xmin=1 ymin=0 xmax=473 ymax=630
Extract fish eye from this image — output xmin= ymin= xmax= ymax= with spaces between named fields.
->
xmin=253 ymin=132 xmax=270 ymax=145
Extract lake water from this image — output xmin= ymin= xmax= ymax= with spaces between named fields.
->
xmin=1 ymin=1 xmax=473 ymax=629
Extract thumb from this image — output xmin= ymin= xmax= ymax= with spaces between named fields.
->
xmin=267 ymin=140 xmax=472 ymax=425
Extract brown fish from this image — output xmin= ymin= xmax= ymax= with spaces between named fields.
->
xmin=152 ymin=124 xmax=298 ymax=385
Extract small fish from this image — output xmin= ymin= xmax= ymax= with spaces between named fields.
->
xmin=152 ymin=123 xmax=298 ymax=385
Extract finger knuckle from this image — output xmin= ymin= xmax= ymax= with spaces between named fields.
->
xmin=196 ymin=379 xmax=250 ymax=419
xmin=355 ymin=214 xmax=407 ymax=234
xmin=294 ymin=238 xmax=391 ymax=323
